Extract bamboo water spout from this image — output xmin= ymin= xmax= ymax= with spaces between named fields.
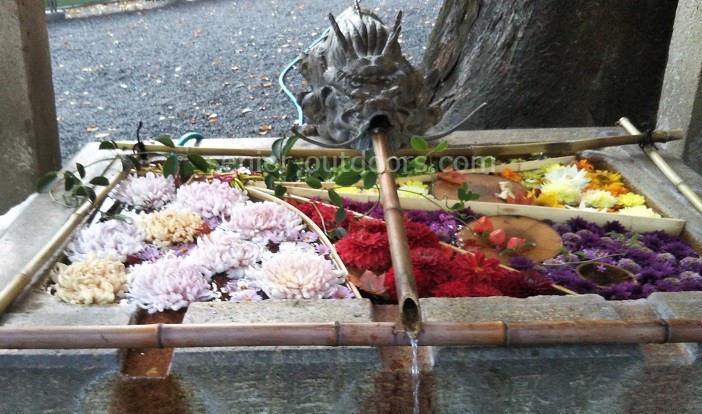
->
xmin=371 ymin=126 xmax=422 ymax=337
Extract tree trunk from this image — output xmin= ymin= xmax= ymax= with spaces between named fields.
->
xmin=423 ymin=0 xmax=678 ymax=131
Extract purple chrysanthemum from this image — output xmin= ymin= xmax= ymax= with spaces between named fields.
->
xmin=508 ymin=256 xmax=535 ymax=270
xmin=136 ymin=245 xmax=164 ymax=262
xmin=679 ymin=257 xmax=702 ymax=273
xmin=126 ymin=255 xmax=214 ymax=313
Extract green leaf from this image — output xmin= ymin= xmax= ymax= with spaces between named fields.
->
xmin=74 ymin=186 xmax=97 ymax=203
xmin=411 ymin=156 xmax=427 ymax=167
xmin=305 ymin=176 xmax=323 ymax=189
xmin=467 ymin=191 xmax=480 ymax=201
xmin=281 ymin=136 xmax=298 ymax=158
xmin=350 ymin=157 xmax=365 ymax=170
xmin=162 ymin=154 xmax=179 ymax=177
xmin=36 ymin=171 xmax=58 ymax=192
xmin=187 ymin=154 xmax=211 ymax=172
xmin=410 ymin=136 xmax=428 ymax=151
xmin=334 ymin=207 xmax=347 ymax=223
xmin=285 ymin=161 xmax=298 ymax=182
xmin=433 ymin=141 xmax=449 ymax=153
xmin=180 ymin=160 xmax=194 ymax=181
xmin=99 ymin=141 xmax=117 ymax=150
xmin=128 ymin=155 xmax=141 ymax=170
xmin=362 ymin=171 xmax=378 ymax=189
xmin=334 ymin=171 xmax=361 ymax=187
xmin=457 ymin=183 xmax=469 ymax=201
xmin=89 ymin=176 xmax=110 ymax=186
xmin=328 ymin=189 xmax=343 ymax=207
xmin=450 ymin=202 xmax=465 ymax=210
xmin=155 ymin=135 xmax=175 ymax=148
xmin=76 ymin=163 xmax=86 ymax=179
xmin=274 ymin=184 xmax=286 ymax=198
xmin=264 ymin=174 xmax=275 ymax=190
xmin=271 ymin=137 xmax=284 ymax=162
xmin=335 ymin=228 xmax=347 ymax=239
xmin=64 ymin=171 xmax=79 ymax=191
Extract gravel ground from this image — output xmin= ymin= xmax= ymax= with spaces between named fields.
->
xmin=48 ymin=0 xmax=442 ymax=162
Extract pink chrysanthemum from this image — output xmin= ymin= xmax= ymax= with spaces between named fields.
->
xmin=224 ymin=201 xmax=304 ymax=245
xmin=126 ymin=255 xmax=214 ymax=313
xmin=187 ymin=229 xmax=260 ymax=279
xmin=66 ymin=220 xmax=145 ymax=263
xmin=229 ymin=289 xmax=263 ymax=303
xmin=258 ymin=251 xmax=341 ymax=299
xmin=110 ymin=172 xmax=176 ymax=210
xmin=173 ymin=179 xmax=248 ymax=220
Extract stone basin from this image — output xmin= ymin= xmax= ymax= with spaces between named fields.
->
xmin=1 ymin=130 xmax=702 ymax=413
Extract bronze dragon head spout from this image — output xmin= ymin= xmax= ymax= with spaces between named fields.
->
xmin=295 ymin=5 xmax=442 ymax=153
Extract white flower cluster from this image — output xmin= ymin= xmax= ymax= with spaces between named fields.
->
xmin=110 ymin=172 xmax=176 ymax=210
xmin=187 ymin=228 xmax=260 ymax=279
xmin=257 ymin=251 xmax=343 ymax=299
xmin=126 ymin=255 xmax=214 ymax=313
xmin=52 ymin=256 xmax=127 ymax=305
xmin=223 ymin=201 xmax=305 ymax=245
xmin=173 ymin=179 xmax=248 ymax=220
xmin=66 ymin=220 xmax=145 ymax=263
xmin=541 ymin=165 xmax=591 ymax=205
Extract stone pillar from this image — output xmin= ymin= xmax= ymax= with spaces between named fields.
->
xmin=656 ymin=0 xmax=702 ymax=175
xmin=0 ymin=0 xmax=61 ymax=214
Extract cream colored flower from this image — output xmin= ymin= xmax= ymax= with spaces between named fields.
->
xmin=138 ymin=209 xmax=203 ymax=248
xmin=581 ymin=189 xmax=617 ymax=209
xmin=543 ymin=165 xmax=591 ymax=190
xmin=398 ymin=181 xmax=431 ymax=199
xmin=618 ymin=206 xmax=662 ymax=218
xmin=53 ymin=256 xmax=127 ymax=305
xmin=617 ymin=192 xmax=646 ymax=207
xmin=540 ymin=179 xmax=582 ymax=205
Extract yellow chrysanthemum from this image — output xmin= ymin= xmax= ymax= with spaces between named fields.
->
xmin=587 ymin=169 xmax=623 ymax=189
xmin=540 ymin=180 xmax=582 ymax=205
xmin=581 ymin=189 xmax=617 ymax=209
xmin=617 ymin=192 xmax=646 ymax=207
xmin=533 ymin=192 xmax=564 ymax=208
xmin=398 ymin=181 xmax=430 ymax=199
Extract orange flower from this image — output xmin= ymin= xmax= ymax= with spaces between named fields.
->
xmin=606 ymin=183 xmax=629 ymax=196
xmin=500 ymin=168 xmax=523 ymax=182
xmin=577 ymin=159 xmax=595 ymax=172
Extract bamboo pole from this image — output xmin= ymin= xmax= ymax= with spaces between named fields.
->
xmin=371 ymin=127 xmax=422 ymax=338
xmin=0 ymin=170 xmax=126 ymax=316
xmin=0 ymin=319 xmax=701 ymax=349
xmin=617 ymin=118 xmax=702 ymax=215
xmin=112 ymin=129 xmax=682 ymax=158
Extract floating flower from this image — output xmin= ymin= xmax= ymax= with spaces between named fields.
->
xmin=617 ymin=192 xmax=646 ymax=207
xmin=66 ymin=220 xmax=145 ymax=263
xmin=495 ymin=270 xmax=554 ymax=298
xmin=187 ymin=229 xmax=260 ymax=279
xmin=110 ymin=172 xmax=176 ymax=210
xmin=500 ymin=168 xmax=523 ymax=182
xmin=431 ymin=280 xmax=472 ymax=298
xmin=224 ymin=201 xmax=304 ymax=244
xmin=383 ymin=267 xmax=429 ymax=299
xmin=226 ymin=278 xmax=263 ymax=292
xmin=581 ymin=189 xmax=617 ymax=209
xmin=577 ymin=159 xmax=595 ymax=172
xmin=543 ymin=165 xmax=591 ymax=190
xmin=257 ymin=251 xmax=341 ymax=299
xmin=398 ymin=181 xmax=431 ymax=199
xmin=136 ymin=245 xmax=164 ymax=263
xmin=539 ymin=180 xmax=583 ymax=205
xmin=52 ymin=256 xmax=127 ymax=305
xmin=126 ymin=255 xmax=214 ymax=313
xmin=292 ymin=200 xmax=353 ymax=232
xmin=405 ymin=220 xmax=441 ymax=249
xmin=229 ymin=289 xmax=263 ymax=303
xmin=335 ymin=230 xmax=391 ymax=271
xmin=138 ymin=209 xmax=204 ymax=248
xmin=618 ymin=206 xmax=662 ymax=218
xmin=587 ymin=169 xmax=623 ymax=190
xmin=173 ymin=179 xmax=248 ymax=220
xmin=328 ymin=285 xmax=355 ymax=299
xmin=451 ymin=252 xmax=508 ymax=285
xmin=533 ymin=191 xmax=562 ymax=208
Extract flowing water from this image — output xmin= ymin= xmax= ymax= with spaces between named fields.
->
xmin=408 ymin=333 xmax=420 ymax=414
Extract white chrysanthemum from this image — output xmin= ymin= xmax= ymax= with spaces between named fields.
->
xmin=543 ymin=165 xmax=590 ymax=190
xmin=257 ymin=251 xmax=340 ymax=299
xmin=618 ymin=206 xmax=662 ymax=218
xmin=539 ymin=179 xmax=583 ymax=205
xmin=52 ymin=256 xmax=127 ymax=305
xmin=66 ymin=220 xmax=145 ymax=263
xmin=186 ymin=229 xmax=260 ymax=279
xmin=581 ymin=189 xmax=617 ymax=209
xmin=173 ymin=179 xmax=248 ymax=220
xmin=617 ymin=192 xmax=646 ymax=207
xmin=110 ymin=172 xmax=176 ymax=210
xmin=223 ymin=201 xmax=305 ymax=244
xmin=126 ymin=255 xmax=214 ymax=313
xmin=138 ymin=209 xmax=203 ymax=248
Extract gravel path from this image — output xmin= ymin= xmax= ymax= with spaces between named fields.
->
xmin=48 ymin=0 xmax=442 ymax=162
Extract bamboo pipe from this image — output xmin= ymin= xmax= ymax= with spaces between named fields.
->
xmin=0 ymin=170 xmax=126 ymax=316
xmin=371 ymin=127 xmax=422 ymax=338
xmin=0 ymin=319 xmax=701 ymax=349
xmin=617 ymin=118 xmax=702 ymax=215
xmin=112 ymin=128 xmax=682 ymax=158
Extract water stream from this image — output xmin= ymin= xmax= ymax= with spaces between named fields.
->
xmin=408 ymin=333 xmax=420 ymax=414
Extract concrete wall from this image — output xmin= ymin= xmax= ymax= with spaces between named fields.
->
xmin=0 ymin=0 xmax=61 ymax=214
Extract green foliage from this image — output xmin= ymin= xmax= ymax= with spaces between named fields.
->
xmin=36 ymin=171 xmax=58 ymax=192
xmin=155 ymin=135 xmax=175 ymax=148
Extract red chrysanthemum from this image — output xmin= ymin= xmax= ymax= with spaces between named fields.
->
xmin=349 ymin=218 xmax=387 ymax=234
xmin=293 ymin=200 xmax=352 ymax=231
xmin=405 ymin=220 xmax=440 ymax=249
xmin=450 ymin=251 xmax=509 ymax=285
xmin=431 ymin=280 xmax=472 ymax=298
xmin=335 ymin=230 xmax=391 ymax=272
xmin=495 ymin=269 xmax=555 ymax=298
xmin=410 ymin=247 xmax=454 ymax=287
xmin=383 ymin=267 xmax=430 ymax=299
xmin=466 ymin=284 xmax=503 ymax=297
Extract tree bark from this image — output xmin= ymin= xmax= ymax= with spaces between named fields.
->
xmin=423 ymin=0 xmax=678 ymax=131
